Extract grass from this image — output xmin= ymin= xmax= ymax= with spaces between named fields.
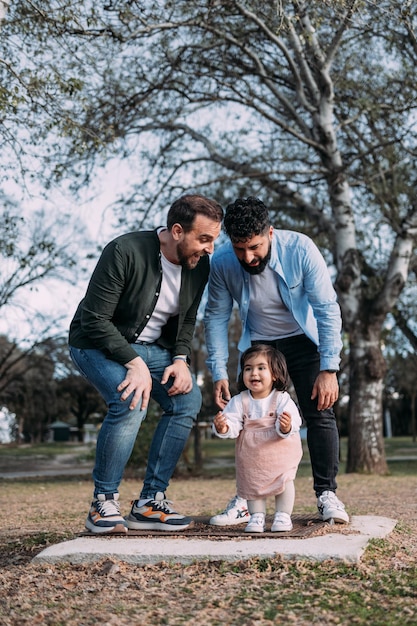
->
xmin=1 ymin=436 xmax=416 ymax=479
xmin=0 ymin=441 xmax=92 ymax=458
xmin=0 ymin=450 xmax=416 ymax=625
xmin=1 ymin=435 xmax=415 ymax=460
xmin=383 ymin=437 xmax=417 ymax=455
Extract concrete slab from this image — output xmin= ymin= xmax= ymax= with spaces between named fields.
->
xmin=33 ymin=515 xmax=396 ymax=565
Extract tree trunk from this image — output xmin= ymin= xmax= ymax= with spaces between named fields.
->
xmin=346 ymin=330 xmax=388 ymax=473
xmin=291 ymin=2 xmax=391 ymax=475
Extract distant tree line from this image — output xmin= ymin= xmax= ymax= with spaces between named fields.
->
xmin=0 ymin=309 xmax=415 ymax=462
xmin=0 ymin=1 xmax=416 ymax=471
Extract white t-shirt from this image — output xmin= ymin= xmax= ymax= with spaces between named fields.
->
xmin=136 ymin=252 xmax=182 ymax=343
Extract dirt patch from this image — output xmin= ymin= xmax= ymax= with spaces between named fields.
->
xmin=0 ymin=473 xmax=416 ymax=625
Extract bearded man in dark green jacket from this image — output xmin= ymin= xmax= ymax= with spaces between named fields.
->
xmin=69 ymin=194 xmax=223 ymax=534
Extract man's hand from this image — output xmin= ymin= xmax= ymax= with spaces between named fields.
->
xmin=311 ymin=371 xmax=339 ymax=411
xmin=118 ymin=356 xmax=152 ymax=411
xmin=161 ymin=360 xmax=193 ymax=397
xmin=214 ymin=379 xmax=231 ymax=409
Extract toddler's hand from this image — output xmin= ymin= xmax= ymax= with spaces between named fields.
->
xmin=279 ymin=411 xmax=292 ymax=435
xmin=213 ymin=411 xmax=229 ymax=434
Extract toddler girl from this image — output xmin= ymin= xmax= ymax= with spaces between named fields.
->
xmin=213 ymin=344 xmax=303 ymax=533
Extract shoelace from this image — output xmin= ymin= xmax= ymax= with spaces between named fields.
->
xmin=97 ymin=499 xmax=121 ymax=516
xmin=321 ymin=492 xmax=345 ymax=509
xmin=224 ymin=496 xmax=240 ymax=512
xmin=152 ymin=497 xmax=174 ymax=513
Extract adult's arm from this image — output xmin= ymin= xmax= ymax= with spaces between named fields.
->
xmin=76 ymin=240 xmax=140 ymax=364
xmin=300 ymin=237 xmax=343 ymax=372
xmin=203 ymin=255 xmax=235 ymax=382
xmin=299 ymin=238 xmax=342 ymax=408
xmin=311 ymin=370 xmax=339 ymax=410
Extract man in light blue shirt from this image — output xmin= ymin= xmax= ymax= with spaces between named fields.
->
xmin=204 ymin=196 xmax=349 ymax=525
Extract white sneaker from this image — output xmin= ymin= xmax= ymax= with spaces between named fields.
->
xmin=85 ymin=493 xmax=128 ymax=534
xmin=271 ymin=511 xmax=293 ymax=532
xmin=244 ymin=512 xmax=265 ymax=533
xmin=209 ymin=495 xmax=250 ymax=526
xmin=317 ymin=491 xmax=349 ymax=524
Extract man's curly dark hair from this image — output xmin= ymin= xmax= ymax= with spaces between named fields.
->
xmin=224 ymin=196 xmax=270 ymax=242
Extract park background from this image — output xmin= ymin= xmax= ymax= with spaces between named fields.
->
xmin=1 ymin=0 xmax=416 ymax=473
xmin=0 ymin=2 xmax=416 ymax=624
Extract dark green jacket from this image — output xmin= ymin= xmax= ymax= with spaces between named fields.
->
xmin=69 ymin=229 xmax=210 ymax=365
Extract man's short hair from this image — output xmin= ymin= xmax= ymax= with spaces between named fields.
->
xmin=224 ymin=197 xmax=270 ymax=242
xmin=167 ymin=195 xmax=223 ymax=232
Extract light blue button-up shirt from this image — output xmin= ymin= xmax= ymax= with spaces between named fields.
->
xmin=203 ymin=229 xmax=343 ymax=382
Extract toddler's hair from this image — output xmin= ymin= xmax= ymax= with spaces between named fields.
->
xmin=237 ymin=344 xmax=289 ymax=392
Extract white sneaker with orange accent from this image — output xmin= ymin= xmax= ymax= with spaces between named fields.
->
xmin=85 ymin=493 xmax=128 ymax=534
xmin=125 ymin=491 xmax=192 ymax=531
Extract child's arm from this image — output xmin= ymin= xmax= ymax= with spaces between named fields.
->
xmin=276 ymin=394 xmax=302 ymax=437
xmin=213 ymin=411 xmax=229 ymax=435
xmin=211 ymin=395 xmax=243 ymax=438
xmin=278 ymin=411 xmax=292 ymax=435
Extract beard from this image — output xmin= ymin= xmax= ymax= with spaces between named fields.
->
xmin=176 ymin=241 xmax=203 ymax=270
xmin=238 ymin=245 xmax=271 ymax=275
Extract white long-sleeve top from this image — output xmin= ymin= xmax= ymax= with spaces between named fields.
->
xmin=213 ymin=390 xmax=302 ymax=439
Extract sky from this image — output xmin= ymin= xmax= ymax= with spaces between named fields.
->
xmin=0 ymin=163 xmax=126 ymax=437
xmin=0 ymin=158 xmax=129 ymax=344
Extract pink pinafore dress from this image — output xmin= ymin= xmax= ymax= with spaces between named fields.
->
xmin=236 ymin=390 xmax=303 ymax=500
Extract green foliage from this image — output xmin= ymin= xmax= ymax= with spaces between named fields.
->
xmin=2 ymin=1 xmax=415 ymax=235
xmin=0 ymin=335 xmax=106 ymax=444
xmin=1 ymin=0 xmax=417 ymax=475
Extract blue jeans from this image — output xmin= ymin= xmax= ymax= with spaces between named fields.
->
xmin=253 ymin=334 xmax=339 ymax=496
xmin=69 ymin=343 xmax=201 ymax=498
